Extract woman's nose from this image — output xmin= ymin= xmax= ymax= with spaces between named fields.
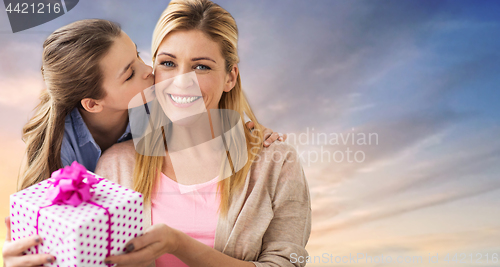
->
xmin=173 ymin=72 xmax=194 ymax=89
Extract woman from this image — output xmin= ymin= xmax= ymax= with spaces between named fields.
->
xmin=95 ymin=0 xmax=311 ymax=266
xmin=3 ymin=19 xmax=283 ymax=267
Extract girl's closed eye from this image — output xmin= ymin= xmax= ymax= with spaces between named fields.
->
xmin=125 ymin=53 xmax=141 ymax=81
xmin=126 ymin=70 xmax=135 ymax=81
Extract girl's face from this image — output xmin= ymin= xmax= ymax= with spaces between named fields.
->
xmin=153 ymin=30 xmax=238 ymax=123
xmin=98 ymin=31 xmax=154 ymax=111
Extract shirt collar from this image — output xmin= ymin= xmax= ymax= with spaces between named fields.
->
xmin=71 ymin=107 xmax=132 ymax=147
xmin=118 ymin=122 xmax=132 ymax=142
xmin=71 ymin=108 xmax=96 ymax=148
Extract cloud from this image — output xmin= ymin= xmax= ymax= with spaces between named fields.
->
xmin=307 ymin=122 xmax=500 ymax=229
xmin=307 ymin=226 xmax=500 ymax=267
xmin=311 ymin=181 xmax=500 ymax=236
xmin=231 ymin=0 xmax=453 ymax=130
xmin=0 ymin=76 xmax=43 ymax=107
xmin=353 ymin=143 xmax=500 ymax=206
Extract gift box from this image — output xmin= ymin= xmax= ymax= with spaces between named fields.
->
xmin=10 ymin=162 xmax=144 ymax=266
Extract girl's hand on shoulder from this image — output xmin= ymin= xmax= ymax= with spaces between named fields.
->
xmin=104 ymin=223 xmax=179 ymax=267
xmin=245 ymin=121 xmax=287 ymax=147
xmin=2 ymin=216 xmax=54 ymax=267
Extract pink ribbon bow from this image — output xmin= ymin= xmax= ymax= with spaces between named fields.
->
xmin=37 ymin=161 xmax=112 ymax=261
xmin=45 ymin=161 xmax=101 ymax=206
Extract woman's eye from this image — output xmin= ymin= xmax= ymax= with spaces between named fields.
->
xmin=161 ymin=61 xmax=175 ymax=67
xmin=195 ymin=65 xmax=211 ymax=71
xmin=126 ymin=70 xmax=135 ymax=81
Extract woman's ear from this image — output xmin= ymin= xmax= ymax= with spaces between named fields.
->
xmin=223 ymin=64 xmax=239 ymax=93
xmin=81 ymin=98 xmax=104 ymax=113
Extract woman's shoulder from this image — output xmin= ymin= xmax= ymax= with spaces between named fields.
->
xmin=255 ymin=141 xmax=301 ymax=168
xmin=249 ymin=141 xmax=310 ymax=204
xmin=103 ymin=139 xmax=136 ymax=156
xmin=99 ymin=139 xmax=136 ymax=165
xmin=251 ymin=141 xmax=305 ymax=183
xmin=95 ymin=140 xmax=136 ymax=184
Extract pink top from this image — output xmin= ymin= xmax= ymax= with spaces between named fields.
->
xmin=152 ymin=172 xmax=221 ymax=267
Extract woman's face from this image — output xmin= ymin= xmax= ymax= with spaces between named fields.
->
xmin=153 ymin=30 xmax=238 ymax=123
xmin=98 ymin=31 xmax=154 ymax=111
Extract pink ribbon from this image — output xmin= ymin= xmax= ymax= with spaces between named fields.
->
xmin=45 ymin=161 xmax=101 ymax=206
xmin=34 ymin=161 xmax=112 ymax=264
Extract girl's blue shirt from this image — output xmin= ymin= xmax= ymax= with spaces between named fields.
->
xmin=60 ymin=108 xmax=132 ymax=172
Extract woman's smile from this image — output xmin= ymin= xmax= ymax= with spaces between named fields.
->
xmin=167 ymin=93 xmax=202 ymax=107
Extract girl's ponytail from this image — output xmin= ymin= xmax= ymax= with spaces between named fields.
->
xmin=18 ymin=19 xmax=122 ymax=190
xmin=19 ymin=89 xmax=63 ymax=190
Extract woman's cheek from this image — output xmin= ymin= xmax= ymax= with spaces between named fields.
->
xmin=154 ymin=71 xmax=168 ymax=84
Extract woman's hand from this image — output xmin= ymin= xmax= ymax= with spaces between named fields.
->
xmin=245 ymin=121 xmax=287 ymax=147
xmin=2 ymin=217 xmax=54 ymax=267
xmin=104 ymin=223 xmax=179 ymax=267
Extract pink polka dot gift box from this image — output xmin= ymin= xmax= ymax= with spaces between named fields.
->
xmin=9 ymin=161 xmax=144 ymax=266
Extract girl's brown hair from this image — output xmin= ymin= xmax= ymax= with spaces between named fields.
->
xmin=19 ymin=19 xmax=122 ymax=191
xmin=134 ymin=0 xmax=264 ymax=218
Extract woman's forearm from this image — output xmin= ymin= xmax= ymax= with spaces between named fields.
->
xmin=172 ymin=229 xmax=255 ymax=267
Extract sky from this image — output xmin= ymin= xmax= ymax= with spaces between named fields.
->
xmin=1 ymin=0 xmax=500 ymax=266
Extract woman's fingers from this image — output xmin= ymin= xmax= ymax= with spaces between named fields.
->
xmin=105 ymin=243 xmax=160 ymax=267
xmin=5 ymin=253 xmax=54 ymax=267
xmin=2 ymin=235 xmax=41 ymax=256
xmin=105 ymin=236 xmax=160 ymax=266
xmin=123 ymin=224 xmax=163 ymax=253
xmin=105 ymin=224 xmax=173 ymax=266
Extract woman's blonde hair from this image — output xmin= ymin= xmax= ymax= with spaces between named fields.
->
xmin=19 ymin=19 xmax=122 ymax=191
xmin=133 ymin=0 xmax=264 ymax=218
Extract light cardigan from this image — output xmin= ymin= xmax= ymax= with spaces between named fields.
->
xmin=94 ymin=140 xmax=311 ymax=267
